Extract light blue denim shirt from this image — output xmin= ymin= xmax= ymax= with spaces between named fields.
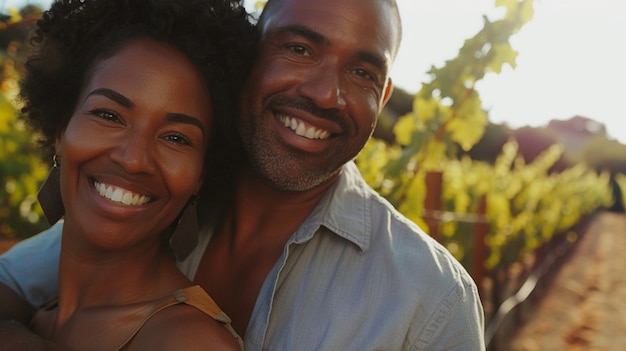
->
xmin=1 ymin=162 xmax=485 ymax=350
xmin=0 ymin=221 xmax=61 ymax=306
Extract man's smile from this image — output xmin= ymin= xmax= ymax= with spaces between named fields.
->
xmin=278 ymin=114 xmax=331 ymax=140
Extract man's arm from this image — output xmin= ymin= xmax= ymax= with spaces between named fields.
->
xmin=0 ymin=283 xmax=47 ymax=350
xmin=0 ymin=222 xmax=67 ymax=350
xmin=0 ymin=303 xmax=72 ymax=351
xmin=0 ymin=282 xmax=35 ymax=325
xmin=0 ymin=221 xmax=62 ymax=307
xmin=423 ymin=276 xmax=486 ymax=351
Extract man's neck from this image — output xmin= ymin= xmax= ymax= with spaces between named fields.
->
xmin=194 ymin=168 xmax=341 ymax=335
xmin=229 ymin=168 xmax=340 ymax=245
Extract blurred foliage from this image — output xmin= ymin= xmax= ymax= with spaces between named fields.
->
xmin=356 ymin=0 xmax=615 ymax=272
xmin=1 ymin=4 xmax=48 ymax=239
xmin=574 ymin=135 xmax=626 ymax=174
xmin=357 ymin=0 xmax=538 ymax=228
xmin=614 ymin=173 xmax=626 ymax=212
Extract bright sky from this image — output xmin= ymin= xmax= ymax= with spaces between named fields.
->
xmin=4 ymin=0 xmax=626 ymax=143
xmin=247 ymin=0 xmax=626 ymax=144
xmin=386 ymin=0 xmax=626 ymax=144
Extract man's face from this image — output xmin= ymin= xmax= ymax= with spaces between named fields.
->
xmin=238 ymin=0 xmax=399 ymax=191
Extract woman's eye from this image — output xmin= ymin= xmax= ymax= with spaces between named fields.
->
xmin=91 ymin=109 xmax=120 ymax=122
xmin=163 ymin=134 xmax=191 ymax=146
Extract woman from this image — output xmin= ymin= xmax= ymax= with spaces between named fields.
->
xmin=18 ymin=0 xmax=256 ymax=349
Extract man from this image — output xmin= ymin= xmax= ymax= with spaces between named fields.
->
xmin=0 ymin=0 xmax=485 ymax=349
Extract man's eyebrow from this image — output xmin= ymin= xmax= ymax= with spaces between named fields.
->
xmin=278 ymin=25 xmax=328 ymax=46
xmin=276 ymin=25 xmax=387 ymax=73
xmin=86 ymin=88 xmax=134 ymax=109
xmin=354 ymin=50 xmax=388 ymax=73
xmin=166 ymin=113 xmax=205 ymax=135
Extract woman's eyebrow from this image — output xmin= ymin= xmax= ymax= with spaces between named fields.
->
xmin=86 ymin=88 xmax=205 ymax=135
xmin=166 ymin=113 xmax=205 ymax=135
xmin=86 ymin=88 xmax=134 ymax=108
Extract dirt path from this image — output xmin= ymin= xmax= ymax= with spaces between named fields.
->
xmin=507 ymin=212 xmax=626 ymax=350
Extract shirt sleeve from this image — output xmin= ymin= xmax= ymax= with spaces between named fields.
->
xmin=416 ymin=274 xmax=486 ymax=351
xmin=0 ymin=221 xmax=62 ymax=308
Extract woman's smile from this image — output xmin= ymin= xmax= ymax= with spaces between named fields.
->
xmin=93 ymin=180 xmax=151 ymax=206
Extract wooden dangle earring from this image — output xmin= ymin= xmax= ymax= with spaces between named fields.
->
xmin=169 ymin=196 xmax=199 ymax=261
xmin=37 ymin=155 xmax=65 ymax=225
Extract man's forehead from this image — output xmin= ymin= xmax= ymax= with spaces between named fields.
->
xmin=260 ymin=0 xmax=400 ymax=59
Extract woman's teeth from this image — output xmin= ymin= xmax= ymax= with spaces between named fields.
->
xmin=94 ymin=181 xmax=150 ymax=206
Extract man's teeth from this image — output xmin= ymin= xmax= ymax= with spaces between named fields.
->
xmin=94 ymin=181 xmax=150 ymax=206
xmin=279 ymin=115 xmax=330 ymax=140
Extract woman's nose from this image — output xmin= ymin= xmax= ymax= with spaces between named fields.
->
xmin=109 ymin=133 xmax=157 ymax=175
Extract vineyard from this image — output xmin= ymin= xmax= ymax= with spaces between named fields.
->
xmin=350 ymin=0 xmax=616 ymax=344
xmin=354 ymin=0 xmax=613 ymax=281
xmin=1 ymin=5 xmax=49 ymax=239
xmin=0 ymin=0 xmax=623 ymax=347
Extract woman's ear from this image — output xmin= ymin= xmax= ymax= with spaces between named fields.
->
xmin=39 ymin=136 xmax=65 ymax=225
xmin=54 ymin=136 xmax=62 ymax=159
xmin=54 ymin=124 xmax=70 ymax=156
xmin=194 ymin=181 xmax=204 ymax=198
xmin=196 ymin=166 xmax=208 ymax=195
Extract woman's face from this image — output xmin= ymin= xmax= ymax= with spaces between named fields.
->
xmin=56 ymin=38 xmax=212 ymax=250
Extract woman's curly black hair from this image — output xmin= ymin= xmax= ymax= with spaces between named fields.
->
xmin=19 ymin=0 xmax=257 ymax=222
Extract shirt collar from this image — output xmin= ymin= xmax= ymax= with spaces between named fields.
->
xmin=293 ymin=161 xmax=371 ymax=253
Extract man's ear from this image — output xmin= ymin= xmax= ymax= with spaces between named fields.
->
xmin=382 ymin=77 xmax=394 ymax=107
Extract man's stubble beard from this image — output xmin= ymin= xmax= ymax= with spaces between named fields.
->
xmin=238 ymin=108 xmax=342 ymax=192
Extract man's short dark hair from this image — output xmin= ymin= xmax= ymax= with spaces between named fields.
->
xmin=257 ymin=0 xmax=403 ymax=58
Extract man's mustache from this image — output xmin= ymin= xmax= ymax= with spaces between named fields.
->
xmin=269 ymin=95 xmax=345 ymax=126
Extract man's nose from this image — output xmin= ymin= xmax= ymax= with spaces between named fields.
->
xmin=296 ymin=65 xmax=347 ymax=111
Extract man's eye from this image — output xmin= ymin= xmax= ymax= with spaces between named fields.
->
xmin=287 ymin=44 xmax=309 ymax=56
xmin=163 ymin=134 xmax=191 ymax=146
xmin=353 ymin=68 xmax=375 ymax=81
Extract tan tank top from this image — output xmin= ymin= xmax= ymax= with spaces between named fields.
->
xmin=115 ymin=285 xmax=244 ymax=350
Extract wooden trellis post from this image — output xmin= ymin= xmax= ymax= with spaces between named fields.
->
xmin=424 ymin=171 xmax=443 ymax=242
